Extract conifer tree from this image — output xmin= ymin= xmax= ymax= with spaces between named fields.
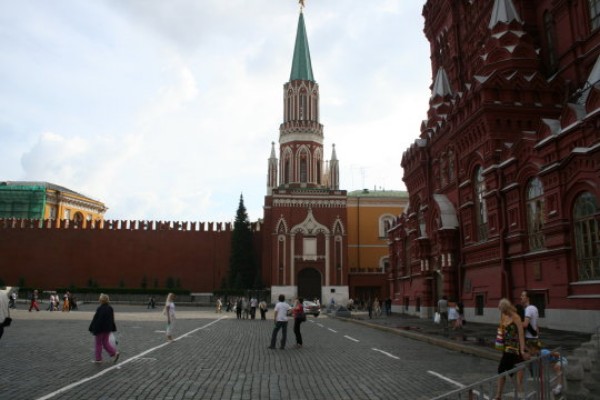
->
xmin=227 ymin=194 xmax=258 ymax=289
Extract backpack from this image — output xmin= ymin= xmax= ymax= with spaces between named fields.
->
xmin=296 ymin=307 xmax=306 ymax=322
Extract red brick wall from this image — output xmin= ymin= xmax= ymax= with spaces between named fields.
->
xmin=0 ymin=219 xmax=249 ymax=293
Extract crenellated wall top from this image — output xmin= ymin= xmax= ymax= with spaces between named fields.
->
xmin=0 ymin=218 xmax=263 ymax=233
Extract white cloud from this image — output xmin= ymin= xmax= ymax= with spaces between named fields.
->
xmin=0 ymin=1 xmax=431 ymax=222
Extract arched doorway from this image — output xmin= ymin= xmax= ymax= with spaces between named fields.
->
xmin=297 ymin=268 xmax=321 ymax=301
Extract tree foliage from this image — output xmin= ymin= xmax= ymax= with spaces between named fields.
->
xmin=227 ymin=194 xmax=260 ymax=289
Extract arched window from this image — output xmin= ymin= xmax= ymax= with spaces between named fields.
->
xmin=287 ymin=89 xmax=293 ymax=121
xmin=573 ymin=192 xmax=600 ymax=281
xmin=527 ymin=177 xmax=545 ymax=250
xmin=590 ymin=0 xmax=600 ymax=30
xmin=299 ymin=153 xmax=308 ymax=183
xmin=418 ymin=209 xmax=427 ymax=238
xmin=284 ymin=154 xmax=291 ymax=184
xmin=544 ymin=11 xmax=558 ymax=73
xmin=379 ymin=214 xmax=395 ymax=238
xmin=441 ymin=155 xmax=448 ymax=187
xmin=475 ymin=166 xmax=488 ymax=241
xmin=316 ymin=154 xmax=322 ymax=185
xmin=448 ymin=149 xmax=455 ymax=182
xmin=299 ymin=89 xmax=307 ymax=120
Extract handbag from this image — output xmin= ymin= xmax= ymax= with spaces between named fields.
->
xmin=3 ymin=317 xmax=12 ymax=327
xmin=434 ymin=312 xmax=441 ymax=324
xmin=494 ymin=325 xmax=505 ymax=351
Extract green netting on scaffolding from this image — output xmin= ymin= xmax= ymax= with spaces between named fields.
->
xmin=0 ymin=185 xmax=46 ymax=219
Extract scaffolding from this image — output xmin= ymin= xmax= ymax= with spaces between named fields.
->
xmin=0 ymin=184 xmax=46 ymax=219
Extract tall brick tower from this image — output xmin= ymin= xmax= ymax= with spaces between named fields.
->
xmin=262 ymin=7 xmax=348 ymax=305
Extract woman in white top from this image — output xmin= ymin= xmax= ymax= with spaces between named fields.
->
xmin=163 ymin=293 xmax=176 ymax=341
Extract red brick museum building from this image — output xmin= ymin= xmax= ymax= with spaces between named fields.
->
xmin=388 ymin=0 xmax=600 ymax=332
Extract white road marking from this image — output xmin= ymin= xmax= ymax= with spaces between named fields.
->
xmin=36 ymin=317 xmax=227 ymax=400
xmin=372 ymin=348 xmax=400 ymax=360
xmin=427 ymin=370 xmax=465 ymax=388
xmin=316 ymin=323 xmax=324 ymax=328
xmin=344 ymin=335 xmax=359 ymax=342
xmin=327 ymin=328 xmax=337 ymax=333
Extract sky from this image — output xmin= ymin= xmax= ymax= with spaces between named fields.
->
xmin=0 ymin=0 xmax=432 ymax=223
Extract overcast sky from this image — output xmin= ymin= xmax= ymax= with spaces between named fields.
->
xmin=0 ymin=0 xmax=431 ymax=223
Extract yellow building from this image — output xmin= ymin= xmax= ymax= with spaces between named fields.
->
xmin=0 ymin=181 xmax=107 ymax=226
xmin=346 ymin=189 xmax=408 ymax=301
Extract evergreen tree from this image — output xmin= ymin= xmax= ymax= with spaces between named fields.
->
xmin=227 ymin=194 xmax=258 ymax=289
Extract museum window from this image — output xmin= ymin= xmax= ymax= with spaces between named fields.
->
xmin=543 ymin=11 xmax=558 ymax=73
xmin=418 ymin=209 xmax=427 ymax=238
xmin=590 ymin=0 xmax=600 ymax=30
xmin=448 ymin=149 xmax=455 ymax=182
xmin=404 ymin=237 xmax=411 ymax=276
xmin=527 ymin=177 xmax=546 ymax=250
xmin=475 ymin=293 xmax=485 ymax=316
xmin=573 ymin=192 xmax=600 ymax=281
xmin=474 ymin=166 xmax=488 ymax=241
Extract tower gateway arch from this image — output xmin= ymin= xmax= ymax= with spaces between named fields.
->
xmin=262 ymin=6 xmax=349 ymax=306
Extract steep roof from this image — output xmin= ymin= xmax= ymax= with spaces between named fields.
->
xmin=489 ymin=0 xmax=522 ymax=29
xmin=289 ymin=11 xmax=315 ymax=82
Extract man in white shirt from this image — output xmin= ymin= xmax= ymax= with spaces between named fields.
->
xmin=521 ymin=290 xmax=539 ymax=344
xmin=268 ymin=294 xmax=291 ymax=350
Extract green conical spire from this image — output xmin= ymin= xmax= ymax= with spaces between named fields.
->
xmin=289 ymin=12 xmax=315 ymax=82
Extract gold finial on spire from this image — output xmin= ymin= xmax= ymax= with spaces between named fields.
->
xmin=299 ymin=0 xmax=305 ymax=10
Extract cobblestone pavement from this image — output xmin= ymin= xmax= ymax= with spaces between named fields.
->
xmin=0 ymin=304 xmax=502 ymax=400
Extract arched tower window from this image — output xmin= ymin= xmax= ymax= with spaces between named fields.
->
xmin=316 ymin=154 xmax=322 ymax=185
xmin=284 ymin=153 xmax=291 ymax=184
xmin=527 ymin=177 xmax=545 ymax=250
xmin=299 ymin=88 xmax=307 ymax=121
xmin=573 ymin=192 xmax=600 ymax=281
xmin=299 ymin=152 xmax=308 ymax=183
xmin=475 ymin=166 xmax=488 ymax=241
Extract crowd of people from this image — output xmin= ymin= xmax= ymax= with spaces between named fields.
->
xmin=5 ymin=289 xmax=79 ymax=312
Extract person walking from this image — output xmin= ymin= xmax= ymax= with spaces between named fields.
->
xmin=259 ymin=300 xmax=268 ymax=320
xmin=292 ymin=297 xmax=305 ymax=348
xmin=164 ymin=293 xmax=176 ymax=341
xmin=236 ymin=297 xmax=243 ymax=319
xmin=520 ymin=290 xmax=539 ymax=346
xmin=9 ymin=291 xmax=16 ymax=309
xmin=437 ymin=296 xmax=448 ymax=330
xmin=250 ymin=297 xmax=258 ymax=319
xmin=493 ymin=298 xmax=529 ymax=400
xmin=216 ymin=297 xmax=222 ymax=313
xmin=62 ymin=291 xmax=70 ymax=312
xmin=29 ymin=289 xmax=40 ymax=312
xmin=268 ymin=294 xmax=291 ymax=350
xmin=147 ymin=296 xmax=156 ymax=309
xmin=0 ymin=287 xmax=11 ymax=341
xmin=88 ymin=293 xmax=120 ymax=364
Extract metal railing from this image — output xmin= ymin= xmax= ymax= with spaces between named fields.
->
xmin=431 ymin=348 xmax=564 ymax=400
